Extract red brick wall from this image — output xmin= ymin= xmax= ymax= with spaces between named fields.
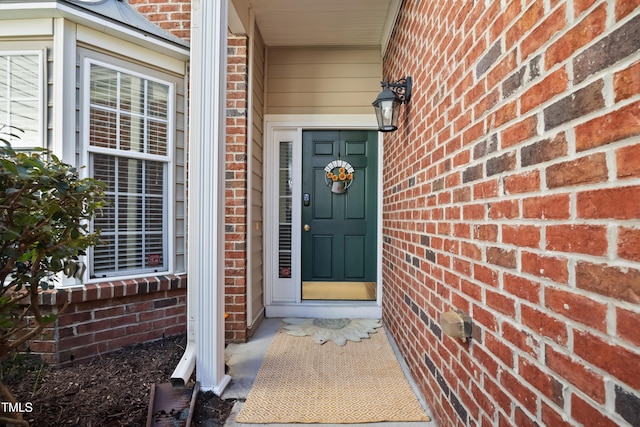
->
xmin=225 ymin=34 xmax=249 ymax=342
xmin=128 ymin=0 xmax=191 ymax=40
xmin=30 ymin=276 xmax=187 ymax=366
xmin=382 ymin=1 xmax=640 ymax=426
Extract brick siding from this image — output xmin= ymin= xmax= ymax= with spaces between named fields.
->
xmin=128 ymin=0 xmax=191 ymax=40
xmin=382 ymin=1 xmax=640 ymax=426
xmin=225 ymin=34 xmax=249 ymax=342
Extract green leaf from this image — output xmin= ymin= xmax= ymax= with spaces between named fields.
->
xmin=40 ymin=313 xmax=58 ymax=325
xmin=0 ymin=159 xmax=18 ymax=174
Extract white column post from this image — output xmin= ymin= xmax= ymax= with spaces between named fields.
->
xmin=189 ymin=0 xmax=231 ymax=394
xmin=52 ymin=18 xmax=80 ymax=287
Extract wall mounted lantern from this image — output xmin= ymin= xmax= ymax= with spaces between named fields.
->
xmin=372 ymin=76 xmax=412 ymax=132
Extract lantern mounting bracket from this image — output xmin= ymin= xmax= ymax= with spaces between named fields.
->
xmin=381 ymin=76 xmax=412 ymax=104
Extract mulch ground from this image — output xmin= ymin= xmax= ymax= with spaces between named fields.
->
xmin=3 ymin=335 xmax=235 ymax=426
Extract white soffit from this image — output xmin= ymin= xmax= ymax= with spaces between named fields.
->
xmin=241 ymin=0 xmax=400 ymax=49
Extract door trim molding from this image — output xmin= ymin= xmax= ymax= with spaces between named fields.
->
xmin=264 ymin=115 xmax=383 ymax=318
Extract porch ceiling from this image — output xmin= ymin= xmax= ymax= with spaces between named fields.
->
xmin=235 ymin=0 xmax=400 ymax=48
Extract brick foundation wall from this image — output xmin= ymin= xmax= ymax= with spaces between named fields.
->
xmin=382 ymin=1 xmax=639 ymax=426
xmin=27 ymin=275 xmax=187 ymax=366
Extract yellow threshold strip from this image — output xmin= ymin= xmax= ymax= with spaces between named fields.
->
xmin=302 ymin=281 xmax=376 ymax=301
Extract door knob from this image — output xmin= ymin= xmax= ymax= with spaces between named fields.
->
xmin=304 ymin=224 xmax=311 ymax=232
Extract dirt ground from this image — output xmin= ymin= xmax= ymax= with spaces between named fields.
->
xmin=3 ymin=335 xmax=235 ymax=426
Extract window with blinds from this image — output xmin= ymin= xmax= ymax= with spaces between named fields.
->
xmin=87 ymin=61 xmax=172 ymax=278
xmin=0 ymin=52 xmax=42 ymax=148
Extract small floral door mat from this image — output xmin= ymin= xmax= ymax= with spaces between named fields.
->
xmin=235 ymin=319 xmax=431 ymax=424
xmin=282 ymin=317 xmax=382 ymax=345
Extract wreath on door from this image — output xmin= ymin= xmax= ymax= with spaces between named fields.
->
xmin=324 ymin=159 xmax=354 ymax=194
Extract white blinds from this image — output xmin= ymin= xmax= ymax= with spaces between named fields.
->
xmin=91 ymin=154 xmax=166 ymax=276
xmin=0 ymin=53 xmax=41 ymax=148
xmin=278 ymin=141 xmax=293 ymax=278
xmin=89 ymin=63 xmax=168 ymax=156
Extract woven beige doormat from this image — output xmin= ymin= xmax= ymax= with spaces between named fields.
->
xmin=235 ymin=322 xmax=431 ymax=424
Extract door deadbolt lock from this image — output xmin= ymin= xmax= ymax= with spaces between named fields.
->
xmin=303 ymin=193 xmax=310 ymax=206
xmin=304 ymin=224 xmax=311 ymax=232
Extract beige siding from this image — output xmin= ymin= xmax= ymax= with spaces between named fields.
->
xmin=266 ymin=47 xmax=381 ymax=114
xmin=249 ymin=27 xmax=266 ymax=328
xmin=174 ymin=76 xmax=187 ymax=273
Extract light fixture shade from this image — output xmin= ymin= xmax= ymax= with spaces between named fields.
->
xmin=372 ymin=88 xmax=401 ymax=132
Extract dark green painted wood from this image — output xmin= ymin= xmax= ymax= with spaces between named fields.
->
xmin=344 ymin=236 xmax=365 ymax=278
xmin=312 ymin=235 xmax=333 ymax=278
xmin=301 ymin=130 xmax=378 ymax=282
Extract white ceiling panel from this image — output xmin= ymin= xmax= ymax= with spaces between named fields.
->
xmin=243 ymin=0 xmax=399 ymax=47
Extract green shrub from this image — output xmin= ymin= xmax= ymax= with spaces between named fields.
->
xmin=0 ymin=126 xmax=105 ymax=425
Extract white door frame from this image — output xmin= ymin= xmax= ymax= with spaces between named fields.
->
xmin=264 ymin=114 xmax=383 ymax=319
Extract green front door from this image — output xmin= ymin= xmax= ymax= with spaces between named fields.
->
xmin=301 ymin=130 xmax=378 ymax=300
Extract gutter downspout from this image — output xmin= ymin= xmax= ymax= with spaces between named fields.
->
xmin=170 ymin=285 xmax=196 ymax=387
xmin=171 ymin=0 xmax=231 ymax=394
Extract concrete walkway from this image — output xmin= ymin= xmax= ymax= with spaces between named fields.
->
xmin=222 ymin=318 xmax=437 ymax=427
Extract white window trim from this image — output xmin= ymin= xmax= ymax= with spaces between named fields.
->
xmin=0 ymin=49 xmax=46 ymax=149
xmin=80 ymin=57 xmax=176 ymax=283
